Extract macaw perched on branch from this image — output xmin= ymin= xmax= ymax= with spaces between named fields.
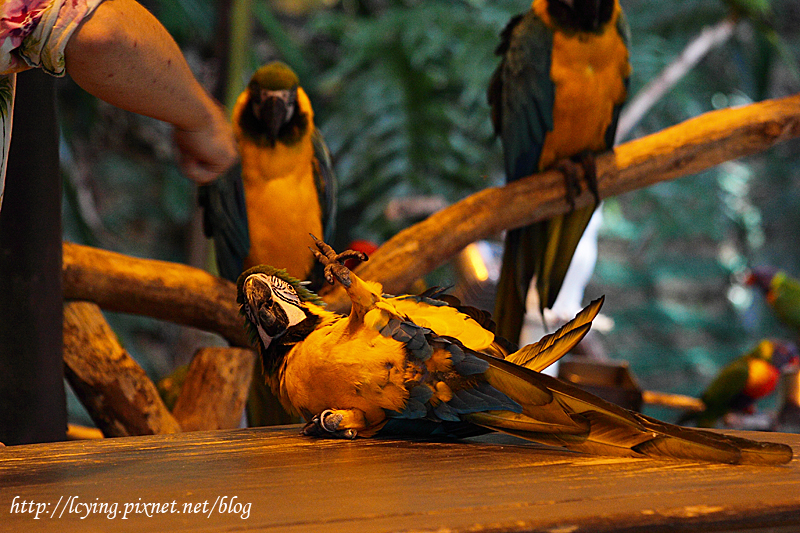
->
xmin=199 ymin=61 xmax=337 ymax=283
xmin=488 ymin=0 xmax=630 ymax=343
xmin=679 ymin=339 xmax=799 ymax=428
xmin=236 ymin=236 xmax=792 ymax=464
xmin=746 ymin=267 xmax=800 ymax=334
xmin=198 ymin=61 xmax=336 ymax=426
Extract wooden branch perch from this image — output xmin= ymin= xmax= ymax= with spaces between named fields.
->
xmin=63 ymin=301 xmax=181 ymax=436
xmin=172 ymin=347 xmax=256 ymax=431
xmin=62 ymin=94 xmax=800 ymax=325
xmin=321 ymin=93 xmax=800 ymax=310
xmin=63 ymin=243 xmax=249 ymax=347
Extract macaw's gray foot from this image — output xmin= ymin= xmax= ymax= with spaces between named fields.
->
xmin=555 ymin=151 xmax=600 ymax=210
xmin=302 ymin=410 xmax=358 ymax=439
xmin=309 ymin=234 xmax=368 ymax=288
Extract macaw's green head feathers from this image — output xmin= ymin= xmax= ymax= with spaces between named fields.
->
xmin=547 ymin=0 xmax=616 ymax=32
xmin=242 ymin=61 xmax=308 ymax=145
xmin=237 ymin=265 xmax=323 ymax=356
xmin=250 ymin=61 xmax=300 ymax=91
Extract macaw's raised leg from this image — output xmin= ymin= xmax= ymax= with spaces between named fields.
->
xmin=309 ymin=234 xmax=368 ymax=288
xmin=301 ymin=409 xmax=369 ymax=439
xmin=554 ymin=151 xmax=601 ymax=211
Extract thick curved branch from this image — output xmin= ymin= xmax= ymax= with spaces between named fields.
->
xmin=63 ymin=94 xmax=800 ymax=326
xmin=321 ymin=93 xmax=800 ymax=310
xmin=63 ymin=242 xmax=249 ymax=347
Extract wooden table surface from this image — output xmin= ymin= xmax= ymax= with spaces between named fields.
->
xmin=2 ymin=425 xmax=799 ymax=532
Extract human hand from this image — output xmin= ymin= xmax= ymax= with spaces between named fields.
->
xmin=173 ymin=101 xmax=238 ymax=184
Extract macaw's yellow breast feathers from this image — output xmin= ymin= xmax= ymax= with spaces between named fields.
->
xmin=535 ymin=0 xmax=630 ymax=169
xmin=279 ymin=315 xmax=410 ymax=421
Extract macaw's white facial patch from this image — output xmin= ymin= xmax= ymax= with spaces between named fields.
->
xmin=265 ymin=275 xmax=307 ymax=328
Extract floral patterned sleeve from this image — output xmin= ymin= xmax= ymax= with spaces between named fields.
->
xmin=0 ymin=0 xmax=104 ymax=211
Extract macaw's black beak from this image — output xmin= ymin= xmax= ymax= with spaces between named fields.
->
xmin=243 ymin=275 xmax=290 ymax=338
xmin=578 ymin=0 xmax=605 ymax=31
xmin=260 ymin=96 xmax=288 ymax=140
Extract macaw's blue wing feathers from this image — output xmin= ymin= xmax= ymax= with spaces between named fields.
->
xmin=380 ymin=318 xmax=432 ymax=360
xmin=487 ymin=11 xmax=555 ymax=331
xmin=198 ymin=162 xmax=250 ymax=282
xmin=488 ymin=12 xmax=555 ymax=181
xmin=311 ymin=129 xmax=337 ymax=243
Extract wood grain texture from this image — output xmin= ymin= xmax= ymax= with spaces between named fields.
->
xmin=62 ymin=302 xmax=181 ymax=437
xmin=321 ymin=93 xmax=800 ymax=310
xmin=172 ymin=347 xmax=257 ymax=431
xmin=2 ymin=426 xmax=799 ymax=532
xmin=62 ymin=242 xmax=249 ymax=347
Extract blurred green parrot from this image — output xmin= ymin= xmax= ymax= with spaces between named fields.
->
xmin=488 ymin=0 xmax=630 ymax=343
xmin=679 ymin=339 xmax=799 ymax=428
xmin=199 ymin=61 xmax=337 ymax=426
xmin=747 ymin=267 xmax=800 ymax=334
xmin=235 ymin=236 xmax=791 ymax=464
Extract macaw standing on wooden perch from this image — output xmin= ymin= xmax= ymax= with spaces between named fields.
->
xmin=198 ymin=61 xmax=337 ymax=425
xmin=199 ymin=61 xmax=337 ymax=283
xmin=236 ymin=236 xmax=792 ymax=464
xmin=488 ymin=0 xmax=630 ymax=343
xmin=679 ymin=339 xmax=800 ymax=428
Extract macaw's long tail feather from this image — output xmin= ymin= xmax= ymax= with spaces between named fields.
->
xmin=536 ymin=207 xmax=596 ymax=314
xmin=507 ymin=296 xmax=604 ymax=371
xmin=465 ymin=354 xmax=793 ymax=465
xmin=494 ymin=226 xmax=537 ymax=344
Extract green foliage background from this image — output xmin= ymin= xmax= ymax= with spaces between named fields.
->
xmin=58 ymin=0 xmax=800 ymax=425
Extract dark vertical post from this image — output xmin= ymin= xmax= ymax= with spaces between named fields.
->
xmin=0 ymin=69 xmax=66 ymax=445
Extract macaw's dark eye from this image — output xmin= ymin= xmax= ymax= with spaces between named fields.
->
xmin=268 ymin=276 xmax=300 ymax=305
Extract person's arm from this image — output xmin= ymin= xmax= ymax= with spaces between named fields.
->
xmin=63 ymin=0 xmax=237 ymax=183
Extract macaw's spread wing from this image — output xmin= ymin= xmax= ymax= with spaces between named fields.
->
xmin=198 ymin=163 xmax=250 ymax=282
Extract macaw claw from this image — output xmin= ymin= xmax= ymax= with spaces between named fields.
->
xmin=555 ymin=151 xmax=600 ymax=210
xmin=309 ymin=234 xmax=368 ymax=288
xmin=302 ymin=410 xmax=358 ymax=439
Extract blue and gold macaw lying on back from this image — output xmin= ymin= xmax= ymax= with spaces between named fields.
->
xmin=236 ymin=236 xmax=792 ymax=464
